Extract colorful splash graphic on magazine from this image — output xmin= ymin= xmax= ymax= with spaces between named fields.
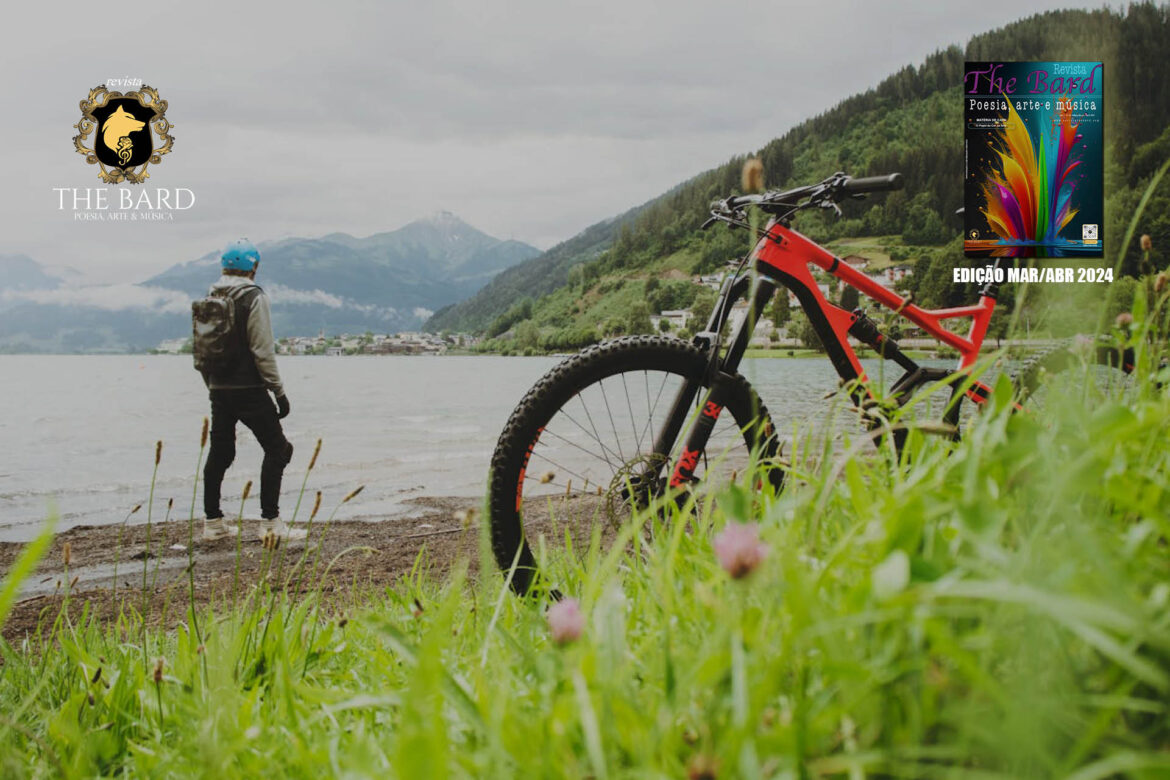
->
xmin=964 ymin=62 xmax=1103 ymax=258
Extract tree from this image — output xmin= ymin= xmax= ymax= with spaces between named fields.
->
xmin=840 ymin=284 xmax=860 ymax=313
xmin=769 ymin=295 xmax=791 ymax=331
xmin=987 ymin=309 xmax=1010 ymax=348
xmin=603 ymin=317 xmax=626 ymax=337
xmin=903 ymin=192 xmax=949 ymax=245
xmin=514 ymin=320 xmax=540 ymax=351
xmin=690 ymin=291 xmax=716 ymax=331
xmin=625 ymin=301 xmax=653 ymax=335
xmin=581 ymin=262 xmax=600 ymax=287
xmin=487 ymin=298 xmax=535 ymax=338
xmin=797 ymin=314 xmax=825 ymax=351
xmin=658 ymin=317 xmax=672 ymax=333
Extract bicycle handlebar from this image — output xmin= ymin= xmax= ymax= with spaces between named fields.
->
xmin=705 ymin=171 xmax=903 ymax=229
xmin=840 ymin=173 xmax=903 ymax=194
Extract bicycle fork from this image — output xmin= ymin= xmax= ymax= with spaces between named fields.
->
xmin=655 ymin=276 xmax=777 ymax=489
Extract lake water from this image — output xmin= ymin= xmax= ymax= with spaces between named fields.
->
xmin=0 ymin=353 xmax=951 ymax=542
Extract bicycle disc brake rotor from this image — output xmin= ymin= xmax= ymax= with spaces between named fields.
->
xmin=603 ymin=452 xmax=670 ymax=529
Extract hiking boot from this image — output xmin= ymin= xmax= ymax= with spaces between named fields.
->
xmin=259 ymin=516 xmax=307 ymax=541
xmin=202 ymin=516 xmax=240 ymax=542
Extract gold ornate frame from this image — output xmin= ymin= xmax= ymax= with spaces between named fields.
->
xmin=73 ymin=84 xmax=175 ymax=184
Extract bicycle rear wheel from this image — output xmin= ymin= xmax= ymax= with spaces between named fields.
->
xmin=488 ymin=335 xmax=780 ymax=594
xmin=1012 ymin=338 xmax=1135 ymax=406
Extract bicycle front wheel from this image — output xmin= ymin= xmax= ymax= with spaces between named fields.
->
xmin=488 ymin=335 xmax=779 ymax=594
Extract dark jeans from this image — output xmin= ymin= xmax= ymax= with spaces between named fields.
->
xmin=204 ymin=388 xmax=293 ymax=520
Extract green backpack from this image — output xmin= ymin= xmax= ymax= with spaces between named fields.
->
xmin=191 ymin=285 xmax=257 ymax=374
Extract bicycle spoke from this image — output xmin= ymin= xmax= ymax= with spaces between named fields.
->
xmin=536 ymin=426 xmax=617 ymax=468
xmin=525 ymin=450 xmax=593 ymax=491
xmin=577 ymin=393 xmax=619 ymax=470
xmin=621 ymin=372 xmax=643 ymax=455
xmin=636 ymin=370 xmax=671 ymax=457
xmin=598 ymin=377 xmax=627 ymax=464
xmin=557 ymin=403 xmax=624 ymax=466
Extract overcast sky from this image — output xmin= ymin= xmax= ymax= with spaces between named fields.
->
xmin=2 ymin=0 xmax=1094 ymax=284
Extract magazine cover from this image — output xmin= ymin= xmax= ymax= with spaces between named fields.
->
xmin=964 ymin=61 xmax=1104 ymax=257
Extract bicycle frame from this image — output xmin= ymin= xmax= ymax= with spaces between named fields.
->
xmin=752 ymin=219 xmax=999 ymax=404
xmin=661 ymin=218 xmax=1003 ymax=489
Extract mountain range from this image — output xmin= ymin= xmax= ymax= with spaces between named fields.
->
xmin=0 ymin=213 xmax=539 ymax=353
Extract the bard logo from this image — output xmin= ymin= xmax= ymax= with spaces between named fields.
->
xmin=72 ymin=84 xmax=174 ymax=184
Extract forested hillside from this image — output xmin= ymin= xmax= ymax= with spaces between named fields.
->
xmin=428 ymin=3 xmax=1170 ymax=341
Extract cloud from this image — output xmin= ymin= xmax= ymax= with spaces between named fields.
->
xmin=2 ymin=282 xmax=405 ymax=325
xmin=2 ymin=284 xmax=191 ymax=314
xmin=266 ymin=284 xmax=401 ymax=319
xmin=412 ymin=307 xmax=434 ymax=320
xmin=265 ymin=284 xmax=347 ymax=308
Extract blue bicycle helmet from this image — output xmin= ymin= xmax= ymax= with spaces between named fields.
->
xmin=221 ymin=238 xmax=260 ymax=271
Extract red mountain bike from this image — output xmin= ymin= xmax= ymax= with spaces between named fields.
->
xmin=487 ymin=171 xmax=1133 ymax=593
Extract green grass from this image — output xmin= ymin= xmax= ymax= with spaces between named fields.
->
xmin=3 ymin=302 xmax=1170 ymax=777
xmin=826 ymin=236 xmax=899 ymax=270
xmin=742 ymin=347 xmax=825 ymax=359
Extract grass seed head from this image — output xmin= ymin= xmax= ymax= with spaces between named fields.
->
xmin=1115 ymin=311 xmax=1134 ymax=329
xmin=241 ymin=480 xmax=252 ymax=501
xmin=70 ymin=575 xmax=79 ymax=589
xmin=1141 ymin=233 xmax=1153 ymax=251
xmin=1156 ymin=272 xmax=1167 ymax=294
xmin=152 ymin=657 xmax=164 ymax=684
xmin=154 ymin=440 xmax=162 ymax=466
xmin=741 ymin=157 xmax=765 ymax=193
xmin=309 ymin=438 xmax=322 ymax=471
xmin=131 ymin=504 xmax=142 ymax=515
xmin=200 ymin=417 xmax=209 ymax=448
xmin=455 ymin=507 xmax=479 ymax=528
xmin=310 ymin=491 xmax=322 ymax=521
xmin=539 ymin=470 xmax=556 ymax=484
xmin=62 ymin=542 xmax=72 ymax=567
xmin=343 ymin=485 xmax=365 ymax=503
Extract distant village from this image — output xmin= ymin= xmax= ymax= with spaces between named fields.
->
xmin=277 ymin=330 xmax=471 ymax=356
xmin=155 ymin=257 xmax=913 ymax=355
xmin=155 ymin=330 xmax=475 ymax=356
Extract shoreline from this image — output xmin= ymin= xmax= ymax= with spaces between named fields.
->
xmin=0 ymin=495 xmax=481 ymax=641
xmin=0 ymin=339 xmax=1066 ymax=358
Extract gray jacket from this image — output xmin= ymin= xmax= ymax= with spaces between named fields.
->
xmin=204 ymin=274 xmax=284 ymax=397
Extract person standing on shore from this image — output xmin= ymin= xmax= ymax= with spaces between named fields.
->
xmin=193 ymin=239 xmax=306 ymax=542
